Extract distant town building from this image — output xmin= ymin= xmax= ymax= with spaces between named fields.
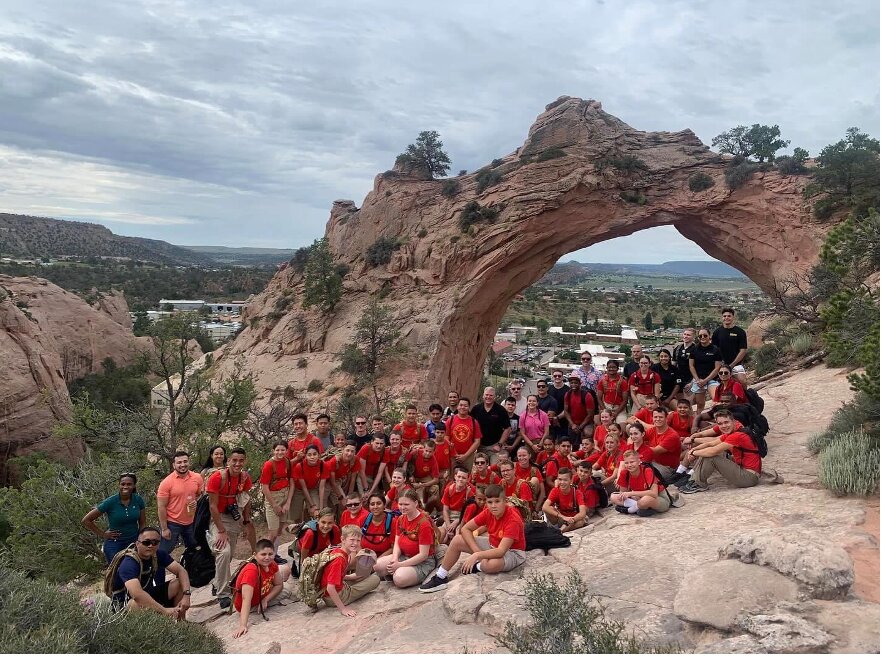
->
xmin=200 ymin=321 xmax=242 ymax=341
xmin=159 ymin=299 xmax=205 ymax=311
xmin=495 ymin=331 xmax=518 ymax=343
xmin=492 ymin=340 xmax=514 ymax=355
xmin=151 ymin=374 xmax=182 ymax=409
xmin=205 ymin=302 xmax=245 ymax=315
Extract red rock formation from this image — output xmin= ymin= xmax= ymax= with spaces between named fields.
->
xmin=218 ymin=97 xmax=827 ymax=408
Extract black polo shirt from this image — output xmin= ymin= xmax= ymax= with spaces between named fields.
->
xmin=470 ymin=402 xmax=510 ymax=447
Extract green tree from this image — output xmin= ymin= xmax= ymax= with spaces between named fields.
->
xmin=339 ymin=300 xmax=405 ymax=414
xmin=302 ymin=238 xmax=342 ymax=312
xmin=804 ymin=127 xmax=880 ymax=220
xmin=132 ymin=310 xmax=150 ymax=336
xmin=712 ymin=124 xmax=790 ymax=162
xmin=662 ymin=312 xmax=676 ymax=329
xmin=395 ymin=130 xmax=451 ymax=179
xmin=643 ymin=312 xmax=653 ymax=331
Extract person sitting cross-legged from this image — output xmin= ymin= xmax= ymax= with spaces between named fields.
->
xmin=541 ymin=468 xmax=588 ymax=532
xmin=321 ymin=525 xmax=381 ymax=617
xmin=679 ymin=409 xmax=762 ymax=494
xmin=418 ymin=484 xmax=526 ymax=592
xmin=610 ymin=450 xmax=670 ymax=517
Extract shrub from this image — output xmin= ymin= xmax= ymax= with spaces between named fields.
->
xmin=787 ymin=332 xmax=814 ymax=355
xmin=688 ymin=172 xmax=715 ymax=192
xmin=365 ymin=236 xmax=400 ymax=267
xmin=776 ymin=155 xmax=809 ymax=175
xmin=491 ymin=158 xmax=504 ymax=168
xmin=288 ymin=244 xmax=313 ymax=272
xmin=818 ymin=430 xmax=879 ymax=496
xmin=384 ymin=190 xmax=391 ymax=197
xmin=749 ymin=343 xmax=783 ymax=378
xmin=725 ymin=160 xmax=759 ymax=189
xmin=619 ymin=190 xmax=647 ymax=205
xmin=296 ymin=358 xmax=307 ymax=368
xmin=537 ymin=148 xmax=566 ymax=162
xmin=807 ymin=431 xmax=834 ymax=455
xmin=812 ymin=392 xmax=880 ymax=451
xmin=496 ymin=572 xmax=673 ymax=653
xmin=450 ymin=235 xmax=460 ymax=244
xmin=458 ymin=169 xmax=467 ymax=176
xmin=475 ymin=168 xmax=503 ymax=194
xmin=417 ymin=228 xmax=428 ymax=238
xmin=459 ymin=201 xmax=500 ymax=232
xmin=441 ymin=178 xmax=460 ymax=198
xmin=595 ymin=154 xmax=648 ymax=173
xmin=307 ymin=379 xmax=323 ymax=392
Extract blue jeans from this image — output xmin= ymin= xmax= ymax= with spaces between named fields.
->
xmin=159 ymin=521 xmax=197 ymax=553
xmin=103 ymin=537 xmax=134 ymax=563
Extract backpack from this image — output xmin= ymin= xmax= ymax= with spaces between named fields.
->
xmin=229 ymin=558 xmax=268 ymax=620
xmin=506 ymin=493 xmax=533 ymax=522
xmin=287 ymin=519 xmax=320 ymax=578
xmin=192 ymin=495 xmax=212 ymax=549
xmin=268 ymin=459 xmax=292 ymax=488
xmin=299 ymin=547 xmax=347 ymax=611
xmin=321 ymin=446 xmax=344 ymax=462
xmin=180 ymin=544 xmax=215 ymax=588
xmin=728 ymin=403 xmax=770 ymax=447
xmin=745 ymin=387 xmax=765 ymax=413
xmin=524 ymin=521 xmax=571 ymax=552
xmin=626 ymin=464 xmax=676 ymax=507
xmin=589 ymin=481 xmax=609 ymax=510
xmin=104 ymin=544 xmax=151 ymax=599
xmin=738 ymin=426 xmax=769 ymax=458
xmin=360 ymin=510 xmax=399 ymax=542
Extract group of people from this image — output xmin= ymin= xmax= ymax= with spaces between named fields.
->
xmin=83 ymin=308 xmax=767 ymax=635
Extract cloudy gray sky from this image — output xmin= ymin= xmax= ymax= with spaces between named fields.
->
xmin=0 ymin=0 xmax=878 ymax=263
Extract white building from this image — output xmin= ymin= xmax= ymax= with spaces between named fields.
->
xmin=200 ymin=321 xmax=241 ymax=341
xmin=151 ymin=374 xmax=182 ymax=409
xmin=205 ymin=302 xmax=245 ymax=315
xmin=159 ymin=299 xmax=205 ymax=311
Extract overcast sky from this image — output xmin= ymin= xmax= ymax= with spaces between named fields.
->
xmin=0 ymin=0 xmax=878 ymax=263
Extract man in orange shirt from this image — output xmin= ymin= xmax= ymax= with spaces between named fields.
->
xmin=445 ymin=397 xmax=482 ymax=471
xmin=157 ymin=450 xmax=204 ymax=554
xmin=394 ymin=404 xmax=429 ymax=450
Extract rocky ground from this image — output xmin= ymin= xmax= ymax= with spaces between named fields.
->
xmin=188 ymin=365 xmax=879 ymax=654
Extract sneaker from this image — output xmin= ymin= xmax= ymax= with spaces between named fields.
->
xmin=614 ymin=505 xmax=629 ymax=514
xmin=418 ymin=574 xmax=449 ymax=593
xmin=680 ymin=482 xmax=708 ymax=494
xmin=670 ymin=473 xmax=692 ymax=487
xmin=218 ymin=597 xmax=232 ymax=611
xmin=636 ymin=508 xmax=657 ymax=517
xmin=274 ymin=555 xmax=288 ymax=565
xmin=462 ymin=563 xmax=479 ymax=575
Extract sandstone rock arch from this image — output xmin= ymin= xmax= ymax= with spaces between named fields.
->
xmin=224 ymin=97 xmax=825 ymax=405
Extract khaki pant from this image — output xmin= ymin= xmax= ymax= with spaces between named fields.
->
xmin=692 ymin=454 xmax=760 ymax=488
xmin=602 ymin=403 xmax=628 ymax=424
xmin=337 ymin=573 xmax=381 ymax=605
xmin=453 ymin=451 xmax=477 ymax=472
xmin=264 ymin=488 xmax=292 ymax=532
xmin=475 ymin=536 xmax=526 ymax=572
xmin=653 ymin=463 xmax=676 ymax=482
xmin=208 ymin=513 xmax=243 ymax=600
xmin=291 ymin=487 xmax=321 ymax=522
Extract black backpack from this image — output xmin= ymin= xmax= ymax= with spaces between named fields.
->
xmin=587 ymin=480 xmax=609 ymax=510
xmin=738 ymin=425 xmax=769 ymax=458
xmin=745 ymin=387 xmax=765 ymax=413
xmin=192 ymin=495 xmax=212 ymax=549
xmin=625 ymin=464 xmax=676 ymax=506
xmin=525 ymin=521 xmax=571 ymax=552
xmin=180 ymin=544 xmax=215 ymax=588
xmin=728 ymin=403 xmax=770 ymax=445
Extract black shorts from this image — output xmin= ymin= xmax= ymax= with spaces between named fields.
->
xmin=145 ymin=581 xmax=174 ymax=608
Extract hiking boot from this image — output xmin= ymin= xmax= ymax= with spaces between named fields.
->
xmin=418 ymin=574 xmax=449 ymax=593
xmin=614 ymin=505 xmax=630 ymax=514
xmin=670 ymin=473 xmax=692 ymax=487
xmin=274 ymin=555 xmax=288 ymax=565
xmin=680 ymin=481 xmax=708 ymax=494
xmin=636 ymin=508 xmax=657 ymax=517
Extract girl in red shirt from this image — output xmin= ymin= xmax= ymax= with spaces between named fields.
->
xmin=626 ymin=423 xmax=655 ymax=464
xmin=592 ymin=429 xmax=624 ymax=491
xmin=298 ymin=508 xmax=341 ymax=559
xmin=372 ymin=489 xmax=437 ymax=589
xmin=385 ymin=468 xmax=413 ymax=512
xmin=712 ymin=367 xmax=748 ymax=405
xmin=514 ymin=446 xmax=543 ymax=502
xmin=360 ymin=494 xmax=395 ymax=556
xmin=292 ymin=446 xmax=329 ymax=522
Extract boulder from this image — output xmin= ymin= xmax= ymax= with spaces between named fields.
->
xmin=673 ymin=560 xmax=799 ymax=630
xmin=700 ymin=634 xmax=764 ymax=653
xmin=719 ymin=530 xmax=855 ymax=599
xmin=738 ymin=611 xmax=834 ymax=653
xmin=442 ymin=575 xmax=485 ymax=624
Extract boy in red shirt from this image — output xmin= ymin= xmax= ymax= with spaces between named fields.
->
xmin=680 ymin=409 xmax=762 ymax=494
xmin=419 ymin=483 xmax=526 ymax=592
xmin=298 ymin=508 xmax=341 ymax=559
xmin=232 ymin=539 xmax=286 ymax=638
xmin=470 ymin=454 xmax=501 ymax=487
xmin=460 ymin=486 xmax=487 ymax=529
xmin=667 ymin=399 xmax=693 ymax=439
xmin=339 ymin=492 xmax=369 ymax=528
xmin=433 ymin=424 xmax=453 ymax=489
xmin=573 ymin=461 xmax=601 ymax=515
xmin=440 ymin=467 xmax=475 ymax=542
xmin=394 ymin=404 xmax=429 ymax=450
xmin=407 ymin=439 xmax=441 ymax=511
xmin=322 ymin=524 xmax=381 ymax=617
xmin=645 ymin=408 xmax=683 ymax=481
xmin=286 ymin=413 xmax=324 ymax=463
xmin=358 ymin=434 xmax=388 ymax=501
xmin=611 ymin=450 xmax=671 ymax=516
xmin=628 ymin=395 xmax=659 ymax=428
xmin=445 ymin=398 xmax=482 ymax=471
xmin=328 ymin=441 xmax=366 ymax=510
xmin=541 ymin=468 xmax=588 ymax=532
xmin=382 ymin=431 xmax=409 ymax=486
xmin=259 ymin=442 xmax=293 ymax=560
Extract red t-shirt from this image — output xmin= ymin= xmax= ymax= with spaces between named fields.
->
xmin=445 ymin=415 xmax=481 ymax=455
xmin=383 ymin=446 xmax=408 ymax=472
xmin=634 ymin=407 xmax=653 ymax=425
xmin=395 ymin=512 xmax=435 ymax=557
xmin=585 ymin=449 xmax=603 ymax=465
xmin=259 ymin=458 xmax=292 ymax=492
xmin=503 ymin=478 xmax=533 ymax=502
xmin=597 ymin=374 xmax=628 ymax=405
xmin=712 ymin=420 xmax=744 ymax=435
xmin=357 ymin=444 xmax=386 ymax=478
xmin=472 ymin=505 xmax=526 ymax=551
xmin=667 ymin=412 xmax=692 ymax=438
xmin=470 ymin=470 xmax=501 ymax=486
xmin=575 ymin=480 xmax=601 ymax=510
xmin=320 ymin=547 xmax=350 ymax=595
xmin=616 ymin=465 xmax=665 ymax=494
xmin=713 ymin=380 xmax=748 ymax=405
xmin=293 ymin=460 xmax=330 ymax=489
xmin=329 ymin=455 xmax=362 ymax=481
xmin=286 ymin=434 xmax=324 ymax=460
xmin=462 ymin=501 xmax=483 ymax=525
xmin=723 ymin=431 xmax=763 ymax=473
xmin=385 ymin=483 xmax=412 ymax=511
xmin=299 ymin=526 xmax=341 ymax=558
xmin=339 ymin=507 xmax=370 ymax=528
xmin=206 ymin=470 xmax=252 ymax=513
xmin=514 ymin=462 xmax=540 ymax=482
xmin=408 ymin=451 xmax=439 ymax=480
xmin=564 ymin=389 xmax=595 ymax=425
xmin=441 ymin=482 xmax=474 ymax=511
xmin=546 ymin=486 xmax=585 ymax=517
xmin=433 ymin=440 xmax=453 ymax=472
xmin=234 ymin=561 xmax=279 ymax=612
xmin=394 ymin=422 xmax=429 ymax=449
xmin=629 ymin=371 xmax=661 ymax=395
xmin=361 ymin=513 xmax=396 ymax=554
xmin=542 ymin=458 xmax=560 ymax=481
xmin=645 ymin=426 xmax=682 ymax=468
xmin=595 ymin=449 xmax=622 ymax=477
xmin=629 ymin=442 xmax=655 ymax=463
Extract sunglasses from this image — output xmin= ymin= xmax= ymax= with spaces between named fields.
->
xmin=139 ymin=539 xmax=160 ymax=547
xmin=581 ymin=358 xmax=591 ymax=361
xmin=536 ymin=384 xmax=547 ymax=388
xmin=354 ymin=421 xmax=366 ymax=425
xmin=346 ymin=502 xmax=361 ymax=508
xmin=719 ymin=371 xmax=731 ymax=376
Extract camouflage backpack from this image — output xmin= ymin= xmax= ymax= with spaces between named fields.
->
xmin=298 ymin=547 xmax=347 ymax=611
xmin=505 ymin=494 xmax=533 ymax=522
xmin=103 ymin=544 xmax=151 ymax=599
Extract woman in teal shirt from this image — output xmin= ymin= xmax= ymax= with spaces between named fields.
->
xmin=81 ymin=473 xmax=146 ymax=562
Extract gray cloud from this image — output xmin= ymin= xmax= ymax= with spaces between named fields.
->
xmin=0 ymin=0 xmax=877 ymax=259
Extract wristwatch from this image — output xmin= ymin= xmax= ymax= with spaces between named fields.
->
xmin=183 ymin=590 xmax=192 ymax=595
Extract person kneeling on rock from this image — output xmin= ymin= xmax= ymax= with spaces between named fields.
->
xmin=610 ymin=450 xmax=670 ymax=516
xmin=418 ymin=483 xmax=526 ymax=593
xmin=233 ymin=539 xmax=288 ymax=638
xmin=322 ymin=525 xmax=381 ymax=617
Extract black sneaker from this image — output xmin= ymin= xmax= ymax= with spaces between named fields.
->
xmin=671 ymin=473 xmax=692 ymax=487
xmin=462 ymin=563 xmax=479 ymax=575
xmin=418 ymin=574 xmax=449 ymax=593
xmin=636 ymin=508 xmax=657 ymax=517
xmin=274 ymin=555 xmax=288 ymax=565
xmin=218 ymin=596 xmax=232 ymax=611
xmin=614 ymin=505 xmax=629 ymax=514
